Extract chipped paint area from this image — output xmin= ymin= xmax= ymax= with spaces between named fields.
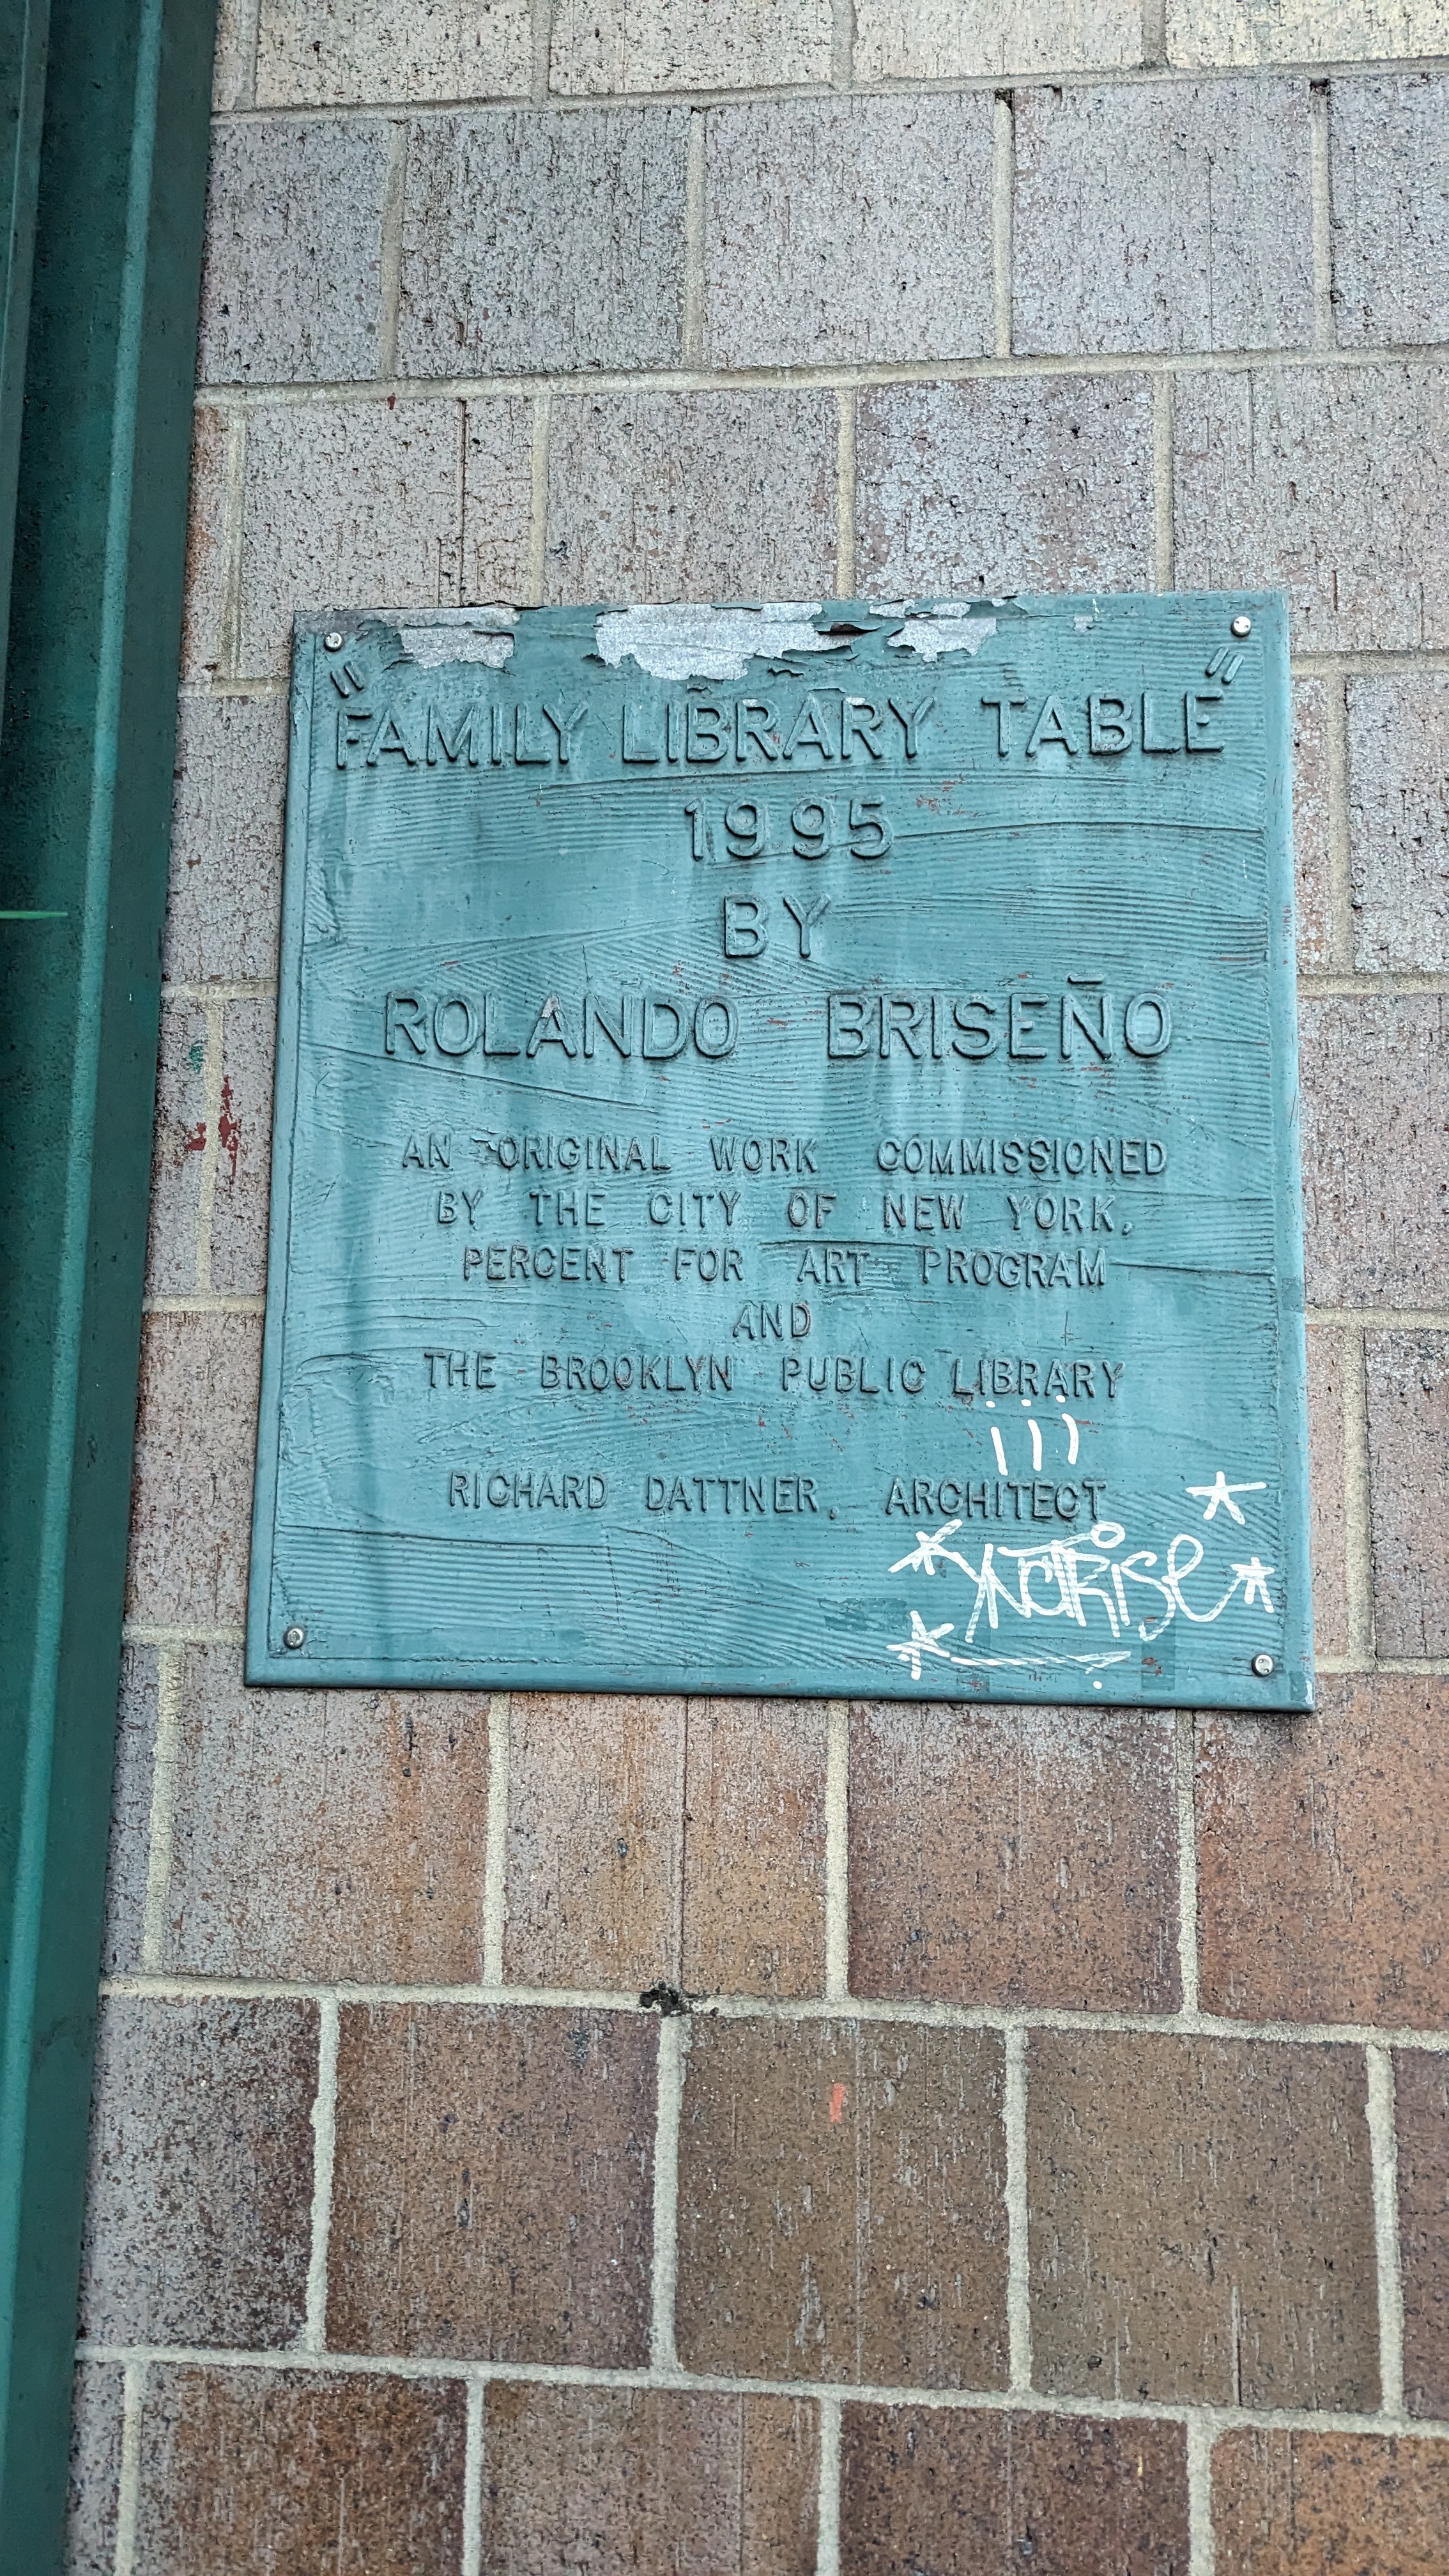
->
xmin=887 ymin=609 xmax=999 ymax=663
xmin=594 ymin=603 xmax=850 ymax=682
xmin=396 ymin=618 xmax=515 ymax=670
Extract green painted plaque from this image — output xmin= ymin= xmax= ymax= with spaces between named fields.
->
xmin=248 ymin=595 xmax=1311 ymax=1708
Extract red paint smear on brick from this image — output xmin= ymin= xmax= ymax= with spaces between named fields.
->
xmin=218 ymin=1076 xmax=240 ymax=1186
xmin=828 ymin=2082 xmax=847 ymax=2124
xmin=181 ymin=1121 xmax=206 ymax=1155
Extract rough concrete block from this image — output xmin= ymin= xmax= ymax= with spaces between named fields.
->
xmin=551 ymin=0 xmax=832 ymax=93
xmin=65 ymin=2365 xmax=123 ymax=2576
xmin=1333 ymin=75 xmax=1449 ymax=350
xmin=165 ymin=691 xmax=288 ymax=985
xmin=705 ymin=95 xmax=994 ymax=367
xmin=1170 ymin=0 xmax=1449 ymax=67
xmin=397 ymin=108 xmax=688 ymax=376
xmin=1300 ymin=995 xmax=1449 ymax=1309
xmin=144 ymin=996 xmax=210 ymax=1299
xmin=1307 ymin=1324 xmax=1351 ymax=1659
xmin=1292 ymin=674 xmax=1333 ymax=972
xmin=1029 ymin=2030 xmax=1379 ymax=2408
xmin=1013 ymin=80 xmax=1314 ymax=355
xmin=462 ymin=394 xmax=537 ymax=601
xmin=79 ymin=1998 xmax=317 ymax=2347
xmin=854 ymin=0 xmax=1140 ymax=79
xmin=179 ymin=406 xmax=230 ymax=682
xmin=236 ymin=398 xmax=487 ymax=677
xmin=546 ymin=388 xmax=838 ymax=600
xmin=101 ymin=1646 xmax=159 ymax=1977
xmin=161 ymin=1646 xmax=491 ymax=1982
xmin=1175 ymin=364 xmax=1449 ymax=651
xmin=1367 ymin=1335 xmax=1449 ymax=1656
xmin=198 ymin=118 xmax=389 ymax=384
xmin=857 ymin=375 xmax=1155 ymax=595
xmin=1347 ymin=673 xmax=1449 ymax=972
xmin=208 ymin=995 xmax=274 ymax=1296
xmin=256 ymin=0 xmax=533 ymax=105
xmin=126 ymin=1313 xmax=262 ymax=1628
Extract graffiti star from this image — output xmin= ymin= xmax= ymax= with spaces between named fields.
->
xmin=1232 ymin=1558 xmax=1276 ymax=1612
xmin=1186 ymin=1472 xmax=1267 ymax=1524
xmin=888 ymin=1612 xmax=955 ymax=1681
xmin=890 ymin=1517 xmax=968 ymax=1577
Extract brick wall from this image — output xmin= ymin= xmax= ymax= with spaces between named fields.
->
xmin=68 ymin=2 xmax=1449 ymax=2568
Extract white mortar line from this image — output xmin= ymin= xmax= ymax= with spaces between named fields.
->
xmin=1186 ymin=2413 xmax=1216 ymax=2576
xmin=1174 ymin=1708 xmax=1200 ymax=2018
xmin=141 ymin=1294 xmax=266 ymax=1315
xmin=526 ymin=395 xmax=551 ymax=604
xmin=217 ymin=408 xmax=247 ymax=684
xmin=834 ymin=392 xmax=856 ymax=595
xmin=1309 ymin=81 xmax=1335 ymax=349
xmin=1366 ymin=2044 xmax=1406 ymax=2416
xmin=302 ymin=1997 xmax=339 ymax=2354
xmin=1141 ymin=0 xmax=1168 ymax=66
xmin=1310 ymin=1305 xmax=1449 ymax=1328
xmin=93 ymin=1973 xmax=1449 ymax=2053
xmin=139 ymin=1646 xmax=184 ymax=1974
xmin=121 ymin=1623 xmax=246 ymax=1646
xmin=650 ymin=2014 xmax=688 ymax=2373
xmin=991 ymin=92 xmax=1013 ymax=360
xmin=530 ymin=0 xmax=552 ymax=102
xmin=1322 ymin=671 xmax=1355 ymax=970
xmin=683 ymin=110 xmax=707 ymax=362
xmin=228 ymin=0 xmax=262 ymax=112
xmin=1342 ymin=1328 xmax=1376 ymax=1662
xmin=112 ymin=2358 xmax=148 ymax=2576
xmin=824 ymin=1700 xmax=850 ymax=2001
xmin=1301 ymin=970 xmax=1449 ymax=996
xmin=481 ymin=1692 xmax=511 ymax=1987
xmin=816 ymin=2394 xmax=842 ymax=2576
xmin=376 ymin=122 xmax=409 ymax=379
xmin=77 ymin=2341 xmax=1449 ymax=2438
xmin=1002 ymin=2027 xmax=1032 ymax=2393
xmin=158 ymin=976 xmax=278 ymax=1000
xmin=1152 ymin=374 xmax=1175 ymax=590
xmin=461 ymin=2374 xmax=485 ymax=2576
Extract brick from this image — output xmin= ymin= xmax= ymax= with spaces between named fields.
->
xmin=101 ymin=1644 xmax=159 ymax=1976
xmin=840 ymin=2405 xmax=1190 ymax=2576
xmin=1367 ymin=1337 xmax=1449 ymax=1655
xmin=1175 ymin=365 xmax=1449 ymax=652
xmin=1171 ymin=0 xmax=1449 ymax=67
xmin=1197 ymin=1678 xmax=1449 ymax=2025
xmin=1013 ymin=80 xmax=1313 ymax=356
xmin=397 ymin=108 xmax=687 ymax=377
xmin=1306 ymin=1325 xmax=1351 ymax=1660
xmin=1292 ymin=674 xmax=1333 ymax=972
xmin=854 ymin=0 xmax=1140 ymax=79
xmin=1028 ymin=2029 xmax=1378 ymax=2407
xmin=704 ymin=96 xmax=995 ymax=368
xmin=126 ymin=1312 xmax=262 ymax=1627
xmin=235 ymin=397 xmax=511 ymax=680
xmin=144 ymin=995 xmax=210 ymax=1298
xmin=179 ymin=405 xmax=229 ymax=682
xmin=1397 ymin=2050 xmax=1449 ymax=2418
xmin=1348 ymin=674 xmax=1449 ymax=973
xmin=480 ymin=2383 xmax=819 ymax=2575
xmin=546 ymin=388 xmax=838 ymax=601
xmin=257 ymin=0 xmax=533 ymax=105
xmin=680 ymin=1698 xmax=827 ymax=1998
xmin=134 ymin=2366 xmax=467 ymax=2576
xmin=505 ymin=1692 xmax=684 ymax=1990
xmin=198 ymin=119 xmax=388 ymax=385
xmin=165 ymin=691 xmax=288 ymax=983
xmin=848 ymin=1701 xmax=1180 ymax=2014
xmin=65 ymin=2364 xmax=123 ymax=2576
xmin=1333 ymin=77 xmax=1449 ymax=351
xmin=552 ymin=0 xmax=831 ymax=93
xmin=327 ymin=2003 xmax=654 ymax=2362
xmin=675 ymin=2017 xmax=1008 ymax=2386
xmin=79 ymin=1997 xmax=316 ymax=2347
xmin=856 ymin=376 xmax=1155 ymax=597
xmin=1212 ymin=2428 xmax=1449 ymax=2576
xmin=208 ymin=995 xmax=273 ymax=1293
xmin=1300 ymin=995 xmax=1449 ymax=1309
xmin=158 ymin=1646 xmax=490 ymax=1981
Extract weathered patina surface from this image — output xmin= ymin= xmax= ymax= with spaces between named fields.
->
xmin=248 ymin=594 xmax=1310 ymax=1706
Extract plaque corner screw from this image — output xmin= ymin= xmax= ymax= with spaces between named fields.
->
xmin=282 ymin=1624 xmax=306 ymax=1650
xmin=1251 ymin=1652 xmax=1275 ymax=1677
xmin=1230 ymin=614 xmax=1252 ymax=638
xmin=323 ymin=631 xmax=344 ymax=652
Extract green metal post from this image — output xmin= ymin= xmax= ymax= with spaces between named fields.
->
xmin=0 ymin=0 xmax=215 ymax=2563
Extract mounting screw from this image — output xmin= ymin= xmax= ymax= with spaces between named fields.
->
xmin=1251 ymin=1652 xmax=1275 ymax=1677
xmin=324 ymin=631 xmax=344 ymax=651
xmin=1230 ymin=614 xmax=1252 ymax=638
xmin=282 ymin=1625 xmax=306 ymax=1650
